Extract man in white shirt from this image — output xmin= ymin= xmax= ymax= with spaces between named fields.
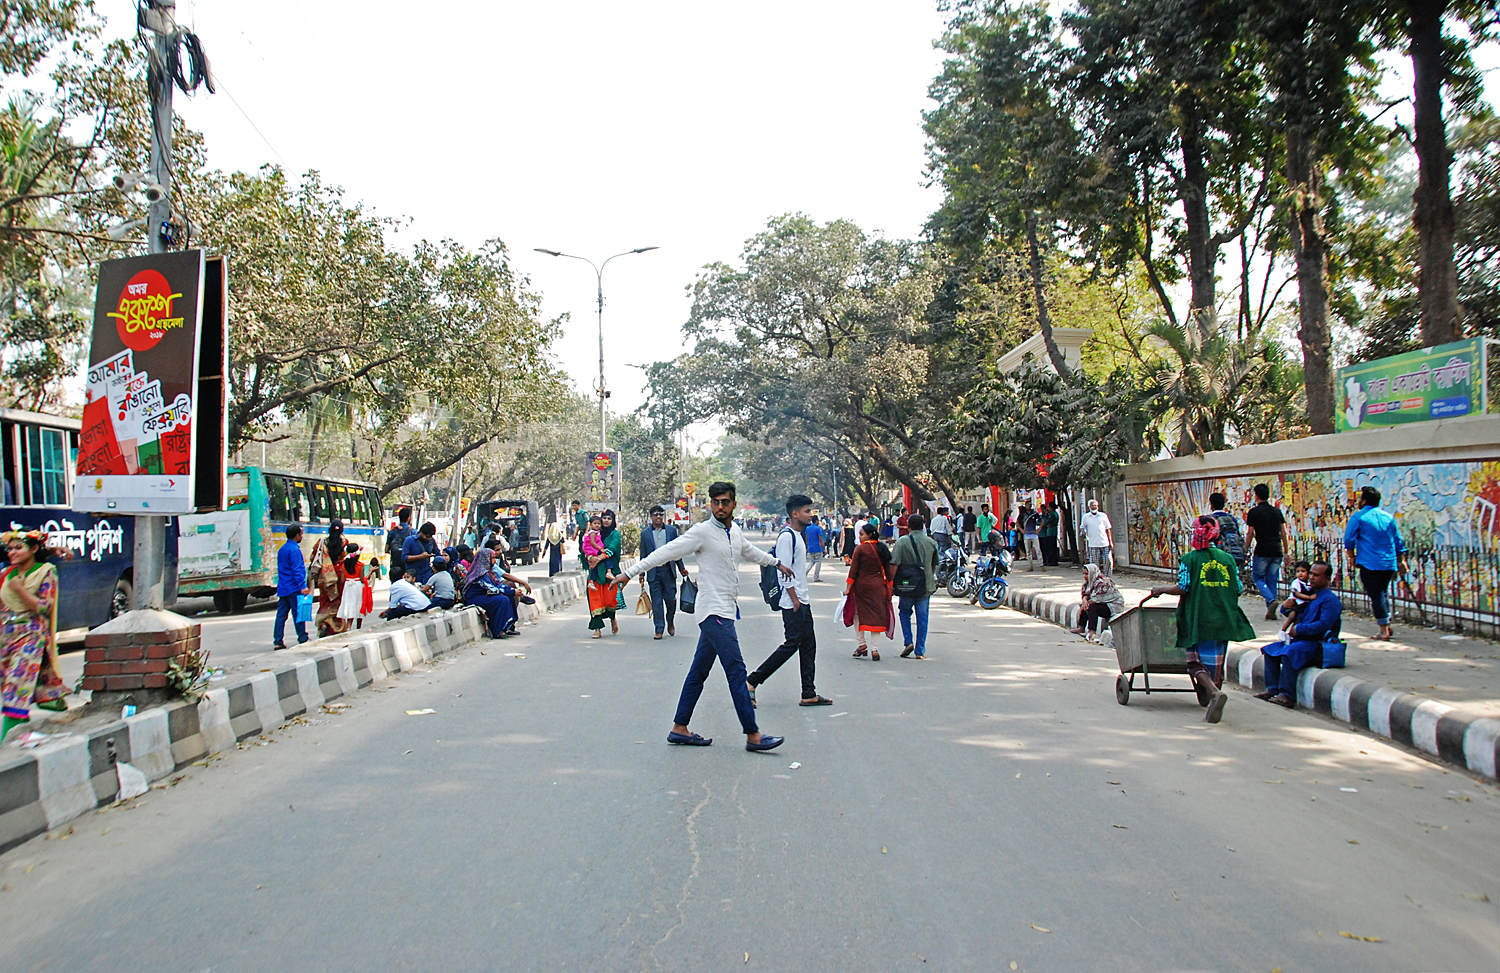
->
xmin=612 ymin=481 xmax=794 ymax=752
xmin=1078 ymin=498 xmax=1114 ymax=576
xmin=930 ymin=506 xmax=954 ymax=552
xmin=747 ymin=494 xmax=833 ymax=709
xmin=383 ymin=575 xmax=432 ymax=619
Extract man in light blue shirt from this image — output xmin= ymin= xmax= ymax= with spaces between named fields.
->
xmin=1343 ymin=486 xmax=1408 ymax=639
xmin=272 ymin=525 xmax=310 ymax=650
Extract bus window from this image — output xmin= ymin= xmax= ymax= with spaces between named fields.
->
xmin=266 ymin=475 xmax=290 ymax=522
xmin=328 ymin=484 xmax=351 ymax=523
xmin=290 ymin=480 xmax=313 ymax=522
xmin=23 ymin=425 xmax=69 ymax=505
xmin=226 ymin=472 xmax=250 ymax=509
xmin=364 ymin=489 xmax=383 ymax=525
xmin=310 ymin=482 xmax=332 ymax=523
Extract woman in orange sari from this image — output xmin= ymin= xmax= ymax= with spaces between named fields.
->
xmin=310 ymin=522 xmax=350 ymax=638
xmin=2 ymin=530 xmax=68 ymax=742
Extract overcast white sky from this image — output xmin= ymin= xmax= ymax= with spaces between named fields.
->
xmin=109 ymin=0 xmax=953 ymax=432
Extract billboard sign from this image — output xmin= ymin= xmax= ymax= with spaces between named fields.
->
xmin=585 ymin=450 xmax=620 ymax=511
xmin=1336 ymin=338 xmax=1486 ymax=433
xmin=75 ymin=250 xmax=207 ymax=513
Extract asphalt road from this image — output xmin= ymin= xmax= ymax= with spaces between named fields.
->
xmin=7 ymin=564 xmax=1498 ymax=972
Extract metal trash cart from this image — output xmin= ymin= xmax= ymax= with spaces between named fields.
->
xmin=1110 ymin=604 xmax=1199 ymax=706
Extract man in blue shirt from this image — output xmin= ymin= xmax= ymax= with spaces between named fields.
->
xmin=273 ymin=525 xmax=311 ymax=650
xmin=804 ymin=514 xmax=825 ymax=582
xmin=1343 ymin=486 xmax=1408 ymax=640
xmin=402 ymin=521 xmax=439 ymax=584
xmin=1258 ymin=561 xmax=1342 ymax=708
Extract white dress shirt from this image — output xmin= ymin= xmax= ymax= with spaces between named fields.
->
xmin=622 ymin=518 xmax=779 ymax=621
xmin=930 ymin=514 xmax=951 ymax=535
xmin=773 ymin=528 xmax=808 ymax=610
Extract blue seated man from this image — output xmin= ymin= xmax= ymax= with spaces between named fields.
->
xmin=1258 ymin=560 xmax=1341 ymax=709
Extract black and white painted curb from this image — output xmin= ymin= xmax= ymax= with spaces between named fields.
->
xmin=1001 ymin=585 xmax=1500 ymax=783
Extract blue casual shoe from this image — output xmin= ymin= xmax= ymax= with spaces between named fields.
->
xmin=745 ymin=735 xmax=784 ymax=752
xmin=667 ymin=731 xmax=712 ymax=746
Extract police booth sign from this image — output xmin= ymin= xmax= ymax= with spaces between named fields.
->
xmin=75 ymin=250 xmax=207 ymax=513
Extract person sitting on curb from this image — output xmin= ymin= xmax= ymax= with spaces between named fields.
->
xmin=1140 ymin=515 xmax=1256 ymax=724
xmin=383 ymin=573 xmax=433 ymax=620
xmin=1257 ymin=561 xmax=1341 ymax=708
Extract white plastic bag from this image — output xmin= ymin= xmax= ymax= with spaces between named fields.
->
xmin=833 ymin=594 xmax=851 ymax=628
xmin=115 ymin=761 xmax=149 ymax=801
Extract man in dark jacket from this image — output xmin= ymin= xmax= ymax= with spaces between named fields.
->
xmin=639 ymin=505 xmax=690 ymax=639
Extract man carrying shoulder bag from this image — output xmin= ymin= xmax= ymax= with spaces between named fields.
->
xmin=892 ymin=514 xmax=938 ymax=659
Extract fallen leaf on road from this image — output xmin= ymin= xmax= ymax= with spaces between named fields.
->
xmin=405 ymin=709 xmax=436 ymax=716
xmin=1010 ymin=963 xmax=1018 ymax=971
xmin=1030 ymin=923 xmax=1050 ymax=933
xmin=1338 ymin=931 xmax=1383 ymax=942
xmin=403 ymin=749 xmax=414 ymax=754
xmin=1015 ymin=773 xmax=1022 ymax=779
xmin=1461 ymin=893 xmax=1490 ymax=901
xmin=1112 ymin=824 xmax=1128 ymax=829
xmin=1106 ymin=781 xmax=1122 ymax=785
xmin=881 ymin=847 xmax=887 ymax=853
xmin=1264 ymin=780 xmax=1283 ymax=784
xmin=1347 ymin=839 xmax=1359 ymax=844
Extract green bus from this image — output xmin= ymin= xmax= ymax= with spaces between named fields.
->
xmin=177 ymin=466 xmax=384 ymax=612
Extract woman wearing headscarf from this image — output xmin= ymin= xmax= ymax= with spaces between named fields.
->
xmin=544 ymin=519 xmax=565 ymax=577
xmin=840 ymin=518 xmax=857 ymax=563
xmin=1 ymin=530 xmax=68 ymax=742
xmin=309 ymin=521 xmax=350 ymax=638
xmin=1141 ymin=515 xmax=1256 ymax=723
xmin=583 ymin=509 xmax=623 ymax=639
xmin=463 ymin=544 xmax=518 ymax=638
xmin=845 ymin=521 xmax=895 ymax=661
xmin=1071 ymin=562 xmax=1126 ymax=640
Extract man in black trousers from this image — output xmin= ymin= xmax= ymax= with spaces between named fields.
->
xmin=748 ymin=494 xmax=834 ymax=708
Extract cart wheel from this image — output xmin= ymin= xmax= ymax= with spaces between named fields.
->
xmin=1115 ymin=674 xmax=1131 ymax=705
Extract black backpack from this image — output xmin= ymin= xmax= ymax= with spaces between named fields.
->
xmin=1210 ymin=511 xmax=1247 ymax=567
xmin=892 ymin=537 xmax=926 ymax=598
xmin=760 ymin=528 xmax=796 ymax=609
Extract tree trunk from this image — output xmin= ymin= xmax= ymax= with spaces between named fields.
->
xmin=1024 ymin=209 xmax=1073 ymax=379
xmin=1179 ymin=119 xmax=1219 ymax=342
xmin=1408 ymin=0 xmax=1462 ymax=345
xmin=305 ymin=412 xmax=322 ymax=473
xmin=1286 ymin=129 xmax=1335 ymax=435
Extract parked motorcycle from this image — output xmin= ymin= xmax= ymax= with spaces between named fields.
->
xmin=967 ymin=550 xmax=1013 ymax=606
xmin=936 ymin=546 xmax=968 ymax=595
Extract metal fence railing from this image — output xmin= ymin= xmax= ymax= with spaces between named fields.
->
xmin=1137 ymin=533 xmax=1499 ymax=640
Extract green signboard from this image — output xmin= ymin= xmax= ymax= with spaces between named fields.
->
xmin=1336 ymin=338 xmax=1486 ymax=433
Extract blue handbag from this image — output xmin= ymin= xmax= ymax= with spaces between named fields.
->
xmin=1321 ymin=639 xmax=1346 ymax=668
xmin=295 ymin=593 xmax=314 ymax=623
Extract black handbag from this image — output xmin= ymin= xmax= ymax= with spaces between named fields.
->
xmin=678 ymin=577 xmax=697 ymax=614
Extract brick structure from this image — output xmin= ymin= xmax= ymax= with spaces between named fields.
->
xmin=80 ymin=609 xmax=201 ymax=706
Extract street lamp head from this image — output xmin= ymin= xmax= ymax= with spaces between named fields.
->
xmin=534 ymin=248 xmax=562 ymax=257
xmin=632 ymin=246 xmax=659 ymax=254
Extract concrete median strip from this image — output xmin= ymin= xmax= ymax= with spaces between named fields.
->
xmin=0 ymin=606 xmax=487 ymax=853
xmin=1001 ymin=582 xmax=1500 ymax=783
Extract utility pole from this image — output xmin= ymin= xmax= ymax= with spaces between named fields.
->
xmin=532 ymin=246 xmax=659 ymax=451
xmin=129 ymin=0 xmax=177 ymax=611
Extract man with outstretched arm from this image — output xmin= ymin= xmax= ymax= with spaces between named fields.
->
xmin=609 ymin=481 xmax=795 ymax=753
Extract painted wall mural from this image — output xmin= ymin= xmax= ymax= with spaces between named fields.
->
xmin=1125 ymin=460 xmax=1500 ymax=625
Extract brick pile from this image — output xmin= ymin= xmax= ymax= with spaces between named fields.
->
xmin=80 ymin=624 xmax=201 ymax=693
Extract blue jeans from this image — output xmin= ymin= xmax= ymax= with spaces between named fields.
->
xmin=1263 ymin=653 xmax=1301 ymax=699
xmin=898 ymin=595 xmax=930 ymax=655
xmin=1252 ymin=555 xmax=1281 ymax=607
xmin=648 ymin=571 xmax=678 ymax=635
xmin=675 ymin=616 xmax=758 ymax=735
xmin=273 ymin=595 xmax=308 ymax=645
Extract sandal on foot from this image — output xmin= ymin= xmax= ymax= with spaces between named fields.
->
xmin=870 ymin=648 xmax=880 ymax=661
xmin=852 ymin=647 xmax=868 ymax=658
xmin=799 ymin=695 xmax=833 ymax=706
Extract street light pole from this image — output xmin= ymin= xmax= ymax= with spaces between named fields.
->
xmin=534 ymin=246 xmax=659 ymax=451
